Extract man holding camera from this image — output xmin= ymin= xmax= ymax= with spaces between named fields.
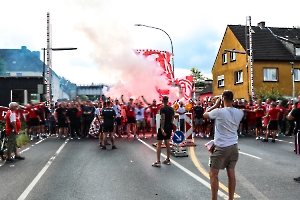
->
xmin=203 ymin=90 xmax=244 ymax=200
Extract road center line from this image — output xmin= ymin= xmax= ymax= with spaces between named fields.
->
xmin=17 ymin=139 xmax=69 ymax=200
xmin=139 ymin=139 xmax=229 ymax=200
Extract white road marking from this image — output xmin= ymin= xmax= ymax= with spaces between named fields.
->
xmin=17 ymin=139 xmax=69 ymax=200
xmin=239 ymin=151 xmax=262 ymax=159
xmin=139 ymin=139 xmax=229 ymax=200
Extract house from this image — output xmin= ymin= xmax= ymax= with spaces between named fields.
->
xmin=0 ymin=46 xmax=75 ymax=105
xmin=212 ymin=22 xmax=300 ymax=100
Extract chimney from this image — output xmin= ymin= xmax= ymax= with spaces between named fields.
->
xmin=21 ymin=46 xmax=27 ymax=51
xmin=258 ymin=21 xmax=265 ymax=29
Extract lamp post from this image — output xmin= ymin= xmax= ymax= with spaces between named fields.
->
xmin=290 ymin=61 xmax=295 ymax=99
xmin=42 ymin=47 xmax=77 ymax=106
xmin=134 ymin=24 xmax=175 ymax=82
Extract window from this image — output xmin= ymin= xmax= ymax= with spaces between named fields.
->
xmin=217 ymin=75 xmax=224 ymax=87
xmin=230 ymin=51 xmax=236 ymax=62
xmin=222 ymin=53 xmax=227 ymax=64
xmin=234 ymin=70 xmax=243 ymax=84
xmin=263 ymin=68 xmax=278 ymax=81
xmin=294 ymin=69 xmax=300 ymax=81
xmin=16 ymin=72 xmax=22 ymax=76
xmin=296 ymin=47 xmax=300 ymax=56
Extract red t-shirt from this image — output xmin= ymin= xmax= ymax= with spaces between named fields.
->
xmin=277 ymin=106 xmax=286 ymax=118
xmin=5 ymin=110 xmax=21 ymax=135
xmin=268 ymin=108 xmax=281 ymax=120
xmin=254 ymin=105 xmax=265 ymax=118
xmin=148 ymin=104 xmax=162 ymax=118
xmin=27 ymin=106 xmax=38 ymax=119
xmin=246 ymin=105 xmax=256 ymax=119
xmin=126 ymin=104 xmax=135 ymax=117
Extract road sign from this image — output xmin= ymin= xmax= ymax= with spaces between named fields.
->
xmin=172 ymin=131 xmax=184 ymax=144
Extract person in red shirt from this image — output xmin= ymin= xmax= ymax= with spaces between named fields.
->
xmin=141 ymin=96 xmax=162 ymax=137
xmin=286 ymin=99 xmax=295 ymax=136
xmin=277 ymin=100 xmax=286 ymax=135
xmin=245 ymin=100 xmax=256 ymax=134
xmin=5 ymin=102 xmax=25 ymax=162
xmin=262 ymin=102 xmax=281 ymax=142
xmin=254 ymin=99 xmax=266 ymax=140
xmin=27 ymin=101 xmax=41 ymax=141
xmin=122 ymin=95 xmax=136 ymax=138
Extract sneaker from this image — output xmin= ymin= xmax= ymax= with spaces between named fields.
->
xmin=239 ymin=133 xmax=245 ymax=137
xmin=256 ymin=137 xmax=260 ymax=140
xmin=151 ymin=134 xmax=154 ymax=138
xmin=70 ymin=138 xmax=74 ymax=140
xmin=135 ymin=135 xmax=139 ymax=139
xmin=206 ymin=134 xmax=210 ymax=138
xmin=14 ymin=156 xmax=25 ymax=160
xmin=30 ymin=135 xmax=34 ymax=141
xmin=162 ymin=159 xmax=171 ymax=165
xmin=112 ymin=146 xmax=117 ymax=149
xmin=272 ymin=140 xmax=276 ymax=143
xmin=143 ymin=136 xmax=147 ymax=139
xmin=99 ymin=142 xmax=103 ymax=147
xmin=101 ymin=146 xmax=106 ymax=150
xmin=118 ymin=134 xmax=123 ymax=138
xmin=114 ymin=133 xmax=118 ymax=138
xmin=77 ymin=137 xmax=81 ymax=140
xmin=152 ymin=161 xmax=161 ymax=167
xmin=262 ymin=139 xmax=268 ymax=142
xmin=199 ymin=133 xmax=204 ymax=138
xmin=192 ymin=132 xmax=196 ymax=138
xmin=127 ymin=134 xmax=130 ymax=138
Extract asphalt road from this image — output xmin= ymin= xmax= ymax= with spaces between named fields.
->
xmin=0 ymin=133 xmax=299 ymax=200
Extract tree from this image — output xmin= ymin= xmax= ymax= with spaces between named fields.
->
xmin=80 ymin=95 xmax=89 ymax=101
xmin=0 ymin=55 xmax=6 ymax=75
xmin=190 ymin=67 xmax=208 ymax=87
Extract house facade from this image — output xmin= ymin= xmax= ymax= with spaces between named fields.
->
xmin=212 ymin=22 xmax=300 ymax=100
xmin=0 ymin=46 xmax=76 ymax=105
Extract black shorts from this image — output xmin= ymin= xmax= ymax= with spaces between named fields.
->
xmin=115 ymin=117 xmax=122 ymax=125
xmin=267 ymin=120 xmax=278 ymax=130
xmin=103 ymin=125 xmax=114 ymax=132
xmin=26 ymin=121 xmax=31 ymax=128
xmin=58 ymin=120 xmax=68 ymax=128
xmin=39 ymin=120 xmax=45 ymax=125
xmin=30 ymin=118 xmax=40 ymax=127
xmin=127 ymin=116 xmax=136 ymax=124
xmin=157 ymin=128 xmax=172 ymax=141
xmin=256 ymin=118 xmax=262 ymax=128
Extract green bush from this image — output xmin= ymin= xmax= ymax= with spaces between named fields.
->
xmin=17 ymin=134 xmax=30 ymax=147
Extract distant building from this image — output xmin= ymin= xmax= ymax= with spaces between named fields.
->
xmin=0 ymin=46 xmax=76 ymax=105
xmin=212 ymin=22 xmax=300 ymax=100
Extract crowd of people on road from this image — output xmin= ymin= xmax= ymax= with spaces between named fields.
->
xmin=3 ymin=90 xmax=300 ymax=199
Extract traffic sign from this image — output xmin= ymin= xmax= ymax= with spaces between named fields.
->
xmin=172 ymin=131 xmax=184 ymax=144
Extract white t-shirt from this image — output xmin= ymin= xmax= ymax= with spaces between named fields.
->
xmin=208 ymin=107 xmax=244 ymax=147
xmin=10 ymin=112 xmax=16 ymax=122
xmin=177 ymin=107 xmax=185 ymax=119
xmin=113 ymin=104 xmax=121 ymax=117
xmin=94 ymin=108 xmax=101 ymax=116
xmin=135 ymin=108 xmax=145 ymax=121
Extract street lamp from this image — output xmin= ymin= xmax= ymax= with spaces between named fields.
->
xmin=290 ymin=61 xmax=295 ymax=99
xmin=41 ymin=47 xmax=77 ymax=106
xmin=134 ymin=24 xmax=175 ymax=82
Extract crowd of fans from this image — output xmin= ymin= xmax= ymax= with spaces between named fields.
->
xmin=17 ymin=95 xmax=298 ymax=145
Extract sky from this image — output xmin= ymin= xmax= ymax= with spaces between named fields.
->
xmin=1 ymin=0 xmax=300 ymax=89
